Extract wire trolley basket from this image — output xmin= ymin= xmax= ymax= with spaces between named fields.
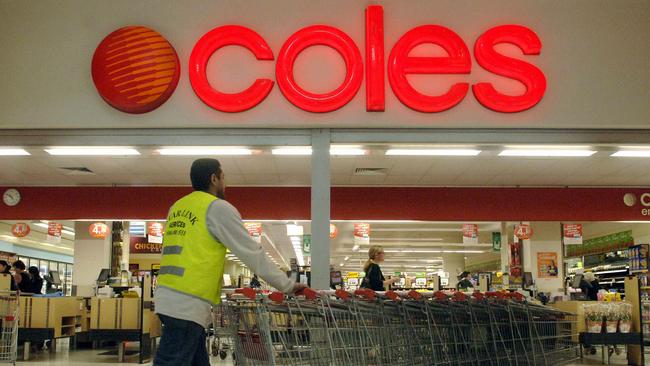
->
xmin=0 ymin=291 xmax=19 ymax=365
xmin=224 ymin=287 xmax=579 ymax=366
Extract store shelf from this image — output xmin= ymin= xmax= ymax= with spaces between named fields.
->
xmin=630 ymin=269 xmax=649 ymax=274
xmin=641 ymin=286 xmax=650 ymax=290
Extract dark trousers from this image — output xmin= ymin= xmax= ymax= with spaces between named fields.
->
xmin=154 ymin=314 xmax=210 ymax=366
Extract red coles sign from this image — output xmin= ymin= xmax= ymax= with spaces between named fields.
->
xmin=89 ymin=223 xmax=109 ymax=239
xmin=11 ymin=223 xmax=30 ymax=238
xmin=189 ymin=9 xmax=545 ymax=113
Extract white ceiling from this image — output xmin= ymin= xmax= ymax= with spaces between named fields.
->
xmin=2 ymin=144 xmax=650 ymax=187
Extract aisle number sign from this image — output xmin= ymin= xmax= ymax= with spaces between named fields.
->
xmin=462 ymin=224 xmax=479 ymax=245
xmin=514 ymin=224 xmax=533 ymax=240
xmin=562 ymin=224 xmax=583 ymax=245
xmin=11 ymin=223 xmax=30 ymax=238
xmin=89 ymin=222 xmax=109 ymax=239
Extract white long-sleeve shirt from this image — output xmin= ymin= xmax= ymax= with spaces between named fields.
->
xmin=155 ymin=199 xmax=294 ymax=327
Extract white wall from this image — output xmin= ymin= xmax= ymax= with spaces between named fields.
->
xmin=1 ymin=0 xmax=649 ymax=129
xmin=73 ymin=221 xmax=111 ymax=296
xmin=525 ymin=222 xmax=564 ymax=296
xmin=442 ymin=253 xmax=465 ymax=288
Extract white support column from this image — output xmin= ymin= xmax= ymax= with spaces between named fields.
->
xmin=311 ymin=129 xmax=331 ymax=290
xmin=442 ymin=253 xmax=465 ymax=289
xmin=73 ymin=221 xmax=111 ymax=296
xmin=500 ymin=222 xmax=510 ymax=273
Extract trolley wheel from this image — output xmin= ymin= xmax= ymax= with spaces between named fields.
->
xmin=220 ymin=350 xmax=228 ymax=360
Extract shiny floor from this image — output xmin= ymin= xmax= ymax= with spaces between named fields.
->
xmin=12 ymin=339 xmax=646 ymax=365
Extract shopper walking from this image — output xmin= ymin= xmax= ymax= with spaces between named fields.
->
xmin=12 ymin=260 xmax=32 ymax=293
xmin=360 ymin=245 xmax=398 ymax=291
xmin=28 ymin=266 xmax=43 ymax=294
xmin=154 ymin=158 xmax=306 ymax=366
xmin=249 ymin=274 xmax=261 ymax=289
xmin=580 ymin=272 xmax=600 ymax=300
xmin=0 ymin=261 xmax=17 ymax=291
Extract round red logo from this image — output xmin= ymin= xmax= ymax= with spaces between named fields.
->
xmin=89 ymin=223 xmax=109 ymax=239
xmin=92 ymin=26 xmax=180 ymax=114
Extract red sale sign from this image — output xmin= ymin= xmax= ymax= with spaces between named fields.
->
xmin=462 ymin=224 xmax=479 ymax=244
xmin=11 ymin=223 xmax=30 ymax=238
xmin=563 ymin=224 xmax=583 ymax=245
xmin=147 ymin=222 xmax=164 ymax=237
xmin=514 ymin=224 xmax=533 ymax=240
xmin=89 ymin=223 xmax=109 ymax=239
xmin=244 ymin=222 xmax=263 ymax=243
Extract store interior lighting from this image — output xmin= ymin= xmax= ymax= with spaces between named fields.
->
xmin=385 ymin=149 xmax=481 ymax=156
xmin=44 ymin=147 xmax=140 ymax=156
xmin=0 ymin=148 xmax=30 ymax=156
xmin=156 ymin=147 xmax=253 ymax=155
xmin=499 ymin=146 xmax=596 ymax=157
xmin=611 ymin=150 xmax=650 ymax=157
xmin=272 ymin=146 xmax=367 ymax=156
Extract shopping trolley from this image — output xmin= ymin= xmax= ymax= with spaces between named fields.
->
xmin=208 ymin=304 xmax=234 ymax=360
xmin=0 ymin=291 xmax=19 ymax=365
xmin=226 ymin=287 xmax=579 ymax=366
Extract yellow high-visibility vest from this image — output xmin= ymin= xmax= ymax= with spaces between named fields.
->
xmin=157 ymin=191 xmax=226 ymax=305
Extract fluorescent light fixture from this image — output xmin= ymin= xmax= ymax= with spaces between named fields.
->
xmin=273 ymin=147 xmax=311 ymax=155
xmin=385 ymin=149 xmax=481 ymax=156
xmin=611 ymin=150 xmax=650 ymax=157
xmin=0 ymin=148 xmax=30 ymax=156
xmin=352 ymin=245 xmax=360 ymax=252
xmin=157 ymin=147 xmax=252 ymax=155
xmin=272 ymin=146 xmax=367 ymax=156
xmin=331 ymin=147 xmax=367 ymax=156
xmin=442 ymin=250 xmax=486 ymax=253
xmin=371 ymin=238 xmax=443 ymax=242
xmin=45 ymin=147 xmax=140 ymax=156
xmin=61 ymin=230 xmax=75 ymax=236
xmin=344 ymin=256 xmax=350 ymax=261
xmin=499 ymin=149 xmax=596 ymax=157
xmin=339 ymin=263 xmax=344 ymax=267
xmin=286 ymin=224 xmax=304 ymax=236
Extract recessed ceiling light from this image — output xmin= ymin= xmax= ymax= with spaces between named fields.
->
xmin=611 ymin=150 xmax=650 ymax=157
xmin=331 ymin=147 xmax=367 ymax=156
xmin=45 ymin=147 xmax=140 ymax=156
xmin=0 ymin=148 xmax=30 ymax=156
xmin=386 ymin=149 xmax=481 ymax=156
xmin=272 ymin=146 xmax=367 ymax=156
xmin=157 ymin=147 xmax=252 ymax=155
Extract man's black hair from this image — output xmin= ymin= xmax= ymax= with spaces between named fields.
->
xmin=13 ymin=260 xmax=26 ymax=271
xmin=190 ymin=158 xmax=222 ymax=191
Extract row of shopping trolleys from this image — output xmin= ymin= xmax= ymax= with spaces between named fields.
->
xmin=212 ymin=287 xmax=581 ymax=366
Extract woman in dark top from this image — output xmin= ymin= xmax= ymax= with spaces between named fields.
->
xmin=580 ymin=272 xmax=600 ymax=300
xmin=0 ymin=261 xmax=17 ymax=291
xmin=361 ymin=246 xmax=398 ymax=291
xmin=28 ymin=266 xmax=43 ymax=294
xmin=457 ymin=271 xmax=474 ymax=290
xmin=12 ymin=260 xmax=32 ymax=293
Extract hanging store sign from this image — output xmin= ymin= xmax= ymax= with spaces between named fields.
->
xmin=11 ymin=223 xmax=30 ymax=238
xmin=93 ymin=5 xmax=544 ymax=115
xmin=514 ymin=224 xmax=533 ymax=240
xmin=147 ymin=222 xmax=164 ymax=237
xmin=47 ymin=222 xmax=62 ymax=243
xmin=353 ymin=223 xmax=371 ymax=245
xmin=89 ymin=222 xmax=109 ymax=239
xmin=492 ymin=232 xmax=502 ymax=251
xmin=130 ymin=237 xmax=163 ymax=254
xmin=303 ymin=234 xmax=311 ymax=253
xmin=329 ymin=224 xmax=338 ymax=239
xmin=244 ymin=222 xmax=263 ymax=243
xmin=462 ymin=224 xmax=479 ymax=245
xmin=562 ymin=224 xmax=583 ymax=245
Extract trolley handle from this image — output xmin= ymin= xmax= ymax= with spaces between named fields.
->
xmin=354 ymin=288 xmax=377 ymax=301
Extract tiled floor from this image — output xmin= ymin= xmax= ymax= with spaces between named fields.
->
xmin=12 ymin=340 xmax=648 ymax=365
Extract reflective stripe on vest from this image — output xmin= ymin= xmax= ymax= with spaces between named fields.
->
xmin=157 ymin=191 xmax=227 ymax=305
xmin=158 ymin=265 xmax=185 ymax=276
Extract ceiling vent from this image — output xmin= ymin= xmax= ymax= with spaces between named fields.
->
xmin=59 ymin=167 xmax=95 ymax=175
xmin=354 ymin=167 xmax=388 ymax=176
